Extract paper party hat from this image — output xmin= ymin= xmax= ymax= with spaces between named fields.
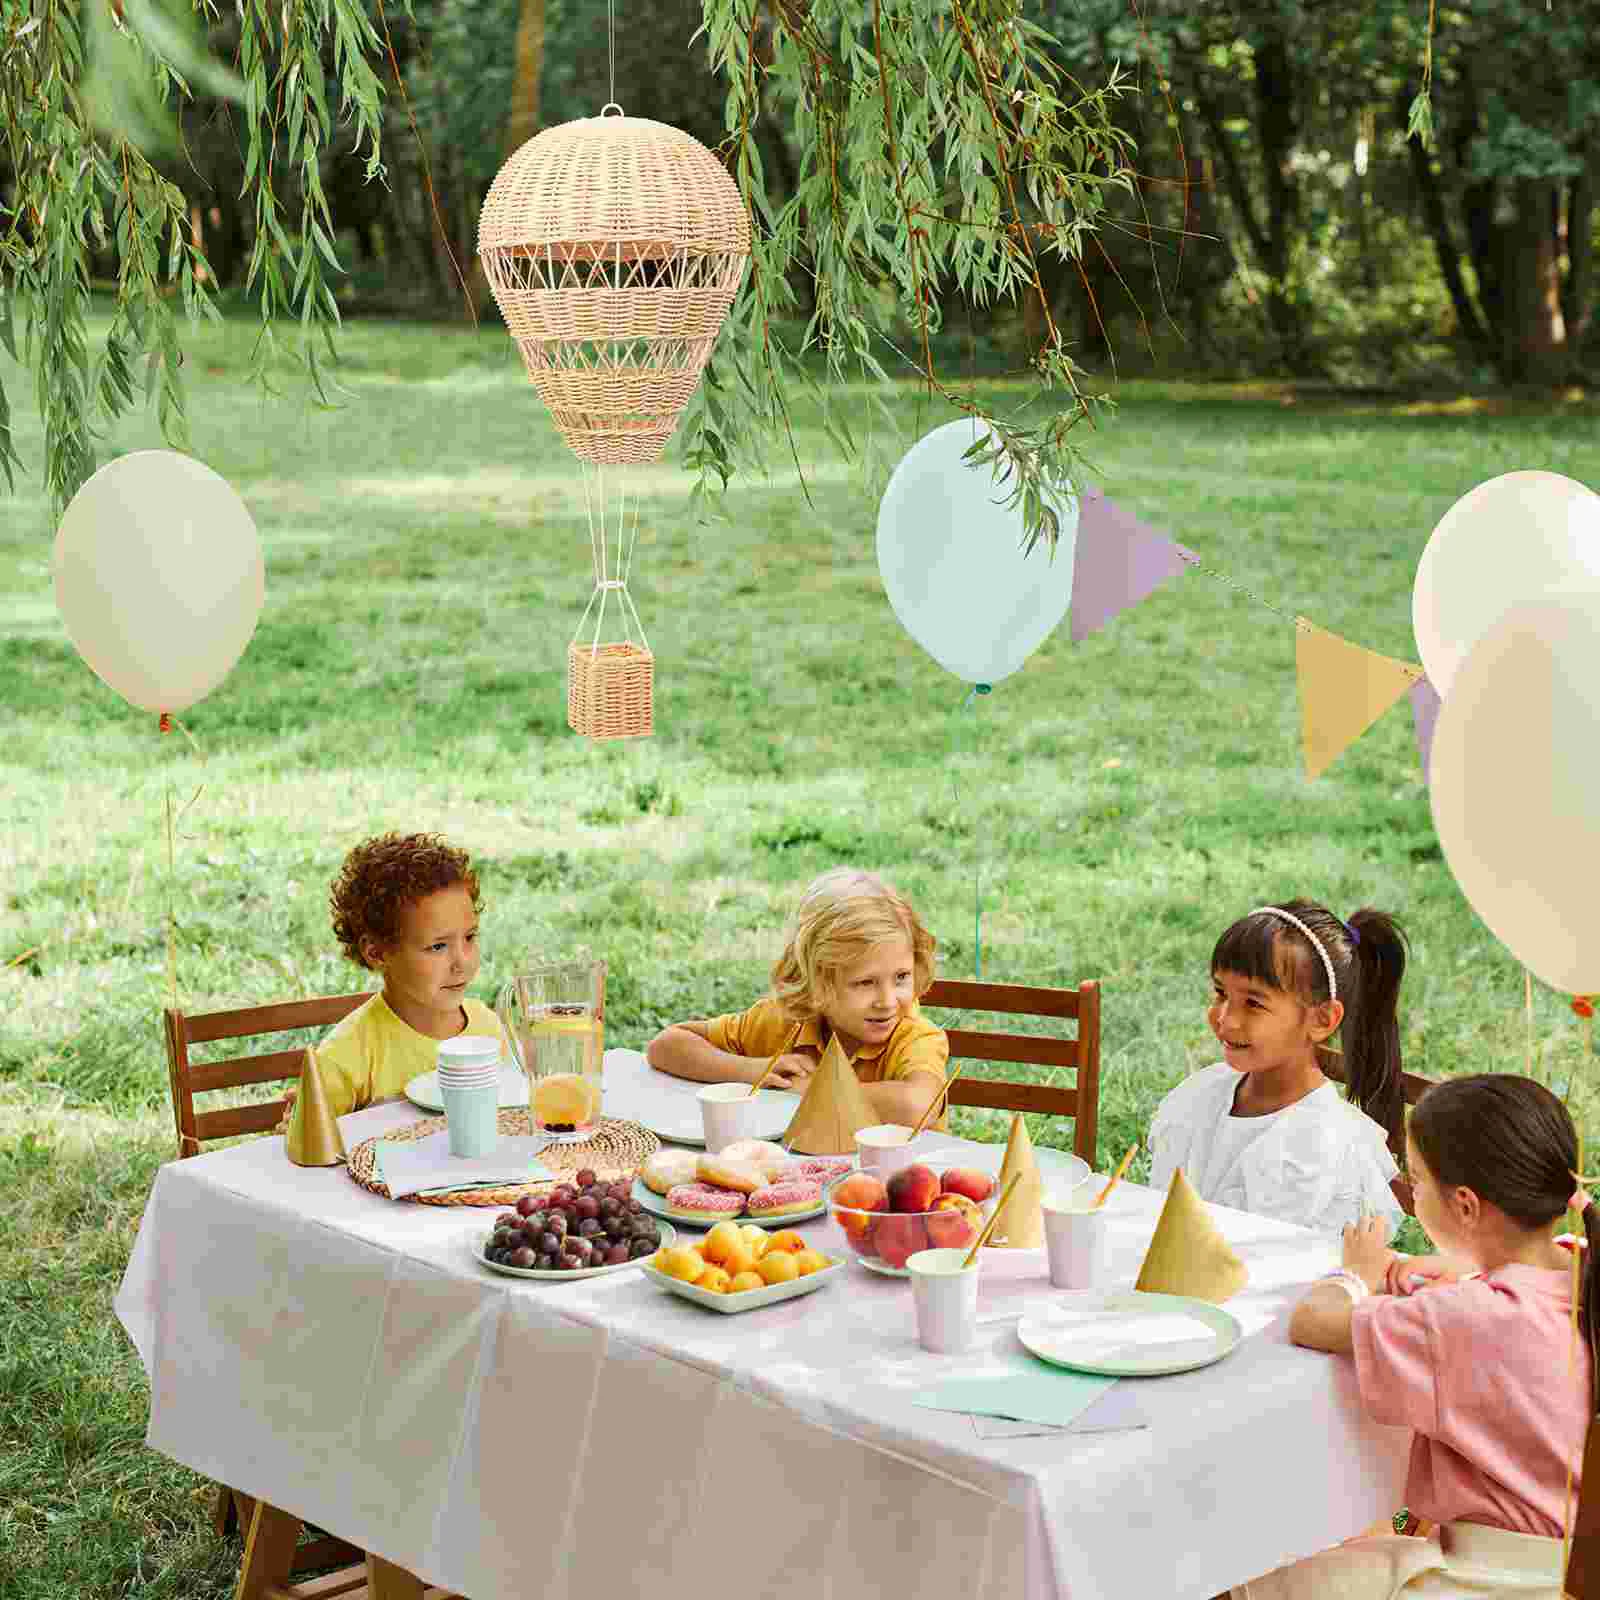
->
xmin=784 ymin=1033 xmax=876 ymax=1154
xmin=1134 ymin=1167 xmax=1248 ymax=1302
xmin=285 ymin=1045 xmax=346 ymax=1167
xmin=986 ymin=1112 xmax=1045 ymax=1248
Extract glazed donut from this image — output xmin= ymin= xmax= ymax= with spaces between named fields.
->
xmin=746 ymin=1179 xmax=822 ymax=1219
xmin=781 ymin=1155 xmax=855 ymax=1185
xmin=664 ymin=1182 xmax=747 ymax=1219
xmin=640 ymin=1148 xmax=701 ymax=1196
xmin=695 ymin=1152 xmax=765 ymax=1195
xmin=719 ymin=1139 xmax=791 ymax=1182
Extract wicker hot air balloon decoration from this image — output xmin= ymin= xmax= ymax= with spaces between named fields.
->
xmin=478 ymin=105 xmax=751 ymax=740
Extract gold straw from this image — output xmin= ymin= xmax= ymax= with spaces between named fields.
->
xmin=1091 ymin=1143 xmax=1138 ymax=1211
xmin=747 ymin=1056 xmax=780 ymax=1097
xmin=906 ymin=1068 xmax=957 ymax=1140
xmin=963 ymin=1171 xmax=1022 ymax=1267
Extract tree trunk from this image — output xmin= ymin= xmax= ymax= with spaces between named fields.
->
xmin=1563 ymin=162 xmax=1593 ymax=349
xmin=1251 ymin=29 xmax=1307 ymax=371
xmin=504 ymin=0 xmax=546 ymax=158
xmin=1499 ymin=177 xmax=1568 ymax=385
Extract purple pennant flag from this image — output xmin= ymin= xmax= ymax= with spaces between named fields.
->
xmin=1410 ymin=675 xmax=1441 ymax=785
xmin=1069 ymin=490 xmax=1194 ymax=644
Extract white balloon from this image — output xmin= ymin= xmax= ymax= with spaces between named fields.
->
xmin=876 ymin=419 xmax=1078 ymax=684
xmin=1412 ymin=470 xmax=1600 ymax=697
xmin=53 ymin=451 xmax=264 ymax=714
xmin=1429 ymin=588 xmax=1600 ymax=994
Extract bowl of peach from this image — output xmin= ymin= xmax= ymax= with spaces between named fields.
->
xmin=826 ymin=1164 xmax=997 ymax=1275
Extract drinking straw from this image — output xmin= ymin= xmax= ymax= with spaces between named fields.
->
xmin=746 ymin=1056 xmax=781 ymax=1097
xmin=906 ymin=1068 xmax=958 ymax=1139
xmin=963 ymin=1172 xmax=1023 ymax=1267
xmin=1091 ymin=1143 xmax=1138 ymax=1211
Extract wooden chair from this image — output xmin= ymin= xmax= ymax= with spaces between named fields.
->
xmin=918 ymin=978 xmax=1101 ymax=1166
xmin=163 ymin=992 xmax=373 ymax=1580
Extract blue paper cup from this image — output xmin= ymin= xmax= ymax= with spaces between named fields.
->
xmin=439 ymin=1079 xmax=499 ymax=1158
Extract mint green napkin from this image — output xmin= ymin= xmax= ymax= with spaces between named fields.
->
xmin=374 ymin=1133 xmax=556 ymax=1198
xmin=913 ymin=1354 xmax=1118 ymax=1427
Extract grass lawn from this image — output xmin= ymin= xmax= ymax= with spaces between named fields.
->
xmin=2 ymin=312 xmax=1597 ymax=1597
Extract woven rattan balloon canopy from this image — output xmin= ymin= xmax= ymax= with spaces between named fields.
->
xmin=479 ymin=109 xmax=750 ymax=741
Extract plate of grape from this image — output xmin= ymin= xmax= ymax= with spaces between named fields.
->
xmin=476 ymin=1171 xmax=675 ymax=1280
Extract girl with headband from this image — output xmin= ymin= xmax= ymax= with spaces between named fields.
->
xmin=1233 ymin=1074 xmax=1592 ymax=1597
xmin=1147 ymin=899 xmax=1410 ymax=1237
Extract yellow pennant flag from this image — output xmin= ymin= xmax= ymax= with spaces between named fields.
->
xmin=1295 ymin=618 xmax=1424 ymax=780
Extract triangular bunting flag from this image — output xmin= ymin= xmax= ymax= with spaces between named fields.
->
xmin=1409 ymin=676 xmax=1441 ymax=785
xmin=1069 ymin=491 xmax=1194 ymax=643
xmin=1294 ymin=619 xmax=1423 ymax=779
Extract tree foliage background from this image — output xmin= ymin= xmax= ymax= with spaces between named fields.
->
xmin=1 ymin=0 xmax=1595 ymax=520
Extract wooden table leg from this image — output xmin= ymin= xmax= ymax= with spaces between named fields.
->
xmin=364 ymin=1553 xmax=426 ymax=1600
xmin=235 ymin=1500 xmax=302 ymax=1600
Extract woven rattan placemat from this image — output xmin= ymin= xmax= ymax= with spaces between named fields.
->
xmin=346 ymin=1112 xmax=660 ymax=1206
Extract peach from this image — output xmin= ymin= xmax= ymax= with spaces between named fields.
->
xmin=873 ymin=1213 xmax=928 ymax=1269
xmin=766 ymin=1229 xmax=809 ymax=1255
xmin=793 ymin=1249 xmax=830 ymax=1277
xmin=729 ymin=1270 xmax=765 ymax=1294
xmin=940 ymin=1167 xmax=995 ymax=1205
xmin=757 ymin=1251 xmax=800 ymax=1285
xmin=702 ymin=1220 xmax=745 ymax=1266
xmin=845 ymin=1221 xmax=878 ymax=1257
xmin=698 ymin=1265 xmax=733 ymax=1294
xmin=830 ymin=1173 xmax=889 ymax=1236
xmin=887 ymin=1163 xmax=940 ymax=1214
xmin=656 ymin=1245 xmax=707 ymax=1283
xmin=720 ymin=1239 xmax=759 ymax=1278
xmin=739 ymin=1224 xmax=772 ymax=1260
xmin=926 ymin=1193 xmax=981 ymax=1249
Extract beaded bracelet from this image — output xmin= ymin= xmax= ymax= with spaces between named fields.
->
xmin=1320 ymin=1269 xmax=1371 ymax=1303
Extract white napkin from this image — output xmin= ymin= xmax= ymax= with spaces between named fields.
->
xmin=377 ymin=1132 xmax=555 ymax=1199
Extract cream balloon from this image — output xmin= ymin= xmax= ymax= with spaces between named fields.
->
xmin=1428 ymin=589 xmax=1600 ymax=994
xmin=1412 ymin=470 xmax=1600 ymax=697
xmin=53 ymin=451 xmax=264 ymax=714
xmin=876 ymin=418 xmax=1078 ymax=685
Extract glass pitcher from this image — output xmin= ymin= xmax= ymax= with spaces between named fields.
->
xmin=496 ymin=957 xmax=606 ymax=1143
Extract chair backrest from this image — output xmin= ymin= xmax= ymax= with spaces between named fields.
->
xmin=1315 ymin=1044 xmax=1436 ymax=1215
xmin=918 ymin=978 xmax=1101 ymax=1166
xmin=163 ymin=993 xmax=372 ymax=1158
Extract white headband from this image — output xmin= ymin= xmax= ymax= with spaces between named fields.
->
xmin=1251 ymin=906 xmax=1338 ymax=1003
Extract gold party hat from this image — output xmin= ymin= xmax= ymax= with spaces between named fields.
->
xmin=285 ymin=1045 xmax=346 ymax=1166
xmin=986 ymin=1112 xmax=1045 ymax=1247
xmin=1135 ymin=1167 xmax=1248 ymax=1302
xmin=784 ymin=1033 xmax=877 ymax=1154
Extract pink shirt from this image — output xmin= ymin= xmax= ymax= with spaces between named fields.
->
xmin=1350 ymin=1264 xmax=1590 ymax=1536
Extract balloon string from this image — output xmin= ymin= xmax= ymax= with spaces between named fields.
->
xmin=159 ymin=715 xmax=207 ymax=1015
xmin=946 ymin=684 xmax=992 ymax=980
xmin=1527 ymin=967 xmax=1535 ymax=1076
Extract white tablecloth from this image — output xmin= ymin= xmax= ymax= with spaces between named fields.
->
xmin=115 ymin=1071 xmax=1410 ymax=1600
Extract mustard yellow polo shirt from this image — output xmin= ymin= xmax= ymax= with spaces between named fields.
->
xmin=285 ymin=992 xmax=506 ymax=1137
xmin=703 ymin=997 xmax=949 ymax=1125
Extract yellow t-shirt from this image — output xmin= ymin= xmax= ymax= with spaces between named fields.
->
xmin=286 ymin=992 xmax=506 ymax=1137
xmin=703 ymin=997 xmax=949 ymax=1125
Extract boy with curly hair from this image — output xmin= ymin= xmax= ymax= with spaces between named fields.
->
xmin=284 ymin=832 xmax=504 ymax=1141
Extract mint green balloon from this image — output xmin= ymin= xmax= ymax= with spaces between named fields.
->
xmin=876 ymin=419 xmax=1078 ymax=684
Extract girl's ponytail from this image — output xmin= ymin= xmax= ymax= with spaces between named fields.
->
xmin=1343 ymin=909 xmax=1409 ymax=1157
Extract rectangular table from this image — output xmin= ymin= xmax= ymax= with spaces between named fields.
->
xmin=116 ymin=1093 xmax=1410 ymax=1600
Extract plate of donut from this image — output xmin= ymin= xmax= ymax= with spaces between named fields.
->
xmin=631 ymin=1146 xmax=855 ymax=1229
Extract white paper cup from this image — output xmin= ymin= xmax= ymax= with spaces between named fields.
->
xmin=438 ymin=1037 xmax=502 ymax=1070
xmin=698 ymin=1082 xmax=759 ymax=1153
xmin=855 ymin=1123 xmax=917 ymax=1177
xmin=906 ymin=1247 xmax=981 ymax=1353
xmin=1042 ymin=1190 xmax=1109 ymax=1289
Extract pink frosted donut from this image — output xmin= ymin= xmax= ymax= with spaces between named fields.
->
xmin=664 ymin=1182 xmax=746 ymax=1219
xmin=781 ymin=1156 xmax=855 ymax=1185
xmin=747 ymin=1179 xmax=822 ymax=1219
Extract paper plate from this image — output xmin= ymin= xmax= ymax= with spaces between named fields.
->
xmin=599 ymin=1048 xmax=800 ymax=1146
xmin=406 ymin=1065 xmax=529 ymax=1112
xmin=1017 ymin=1291 xmax=1243 ymax=1377
xmin=630 ymin=1178 xmax=827 ymax=1230
xmin=637 ymin=1090 xmax=801 ymax=1147
xmin=473 ymin=1221 xmax=676 ymax=1281
xmin=640 ymin=1253 xmax=845 ymax=1313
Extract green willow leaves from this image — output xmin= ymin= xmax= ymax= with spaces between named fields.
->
xmin=2 ymin=0 xmax=1136 ymax=552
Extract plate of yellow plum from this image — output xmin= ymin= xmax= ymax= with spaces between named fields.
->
xmin=640 ymin=1220 xmax=844 ymax=1313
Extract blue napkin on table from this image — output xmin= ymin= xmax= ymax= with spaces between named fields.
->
xmin=374 ymin=1132 xmax=556 ymax=1198
xmin=913 ymin=1352 xmax=1126 ymax=1429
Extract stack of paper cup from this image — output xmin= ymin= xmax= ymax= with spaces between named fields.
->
xmin=436 ymin=1036 xmax=503 ymax=1158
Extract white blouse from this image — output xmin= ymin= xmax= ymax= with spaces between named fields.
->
xmin=1148 ymin=1062 xmax=1404 ymax=1239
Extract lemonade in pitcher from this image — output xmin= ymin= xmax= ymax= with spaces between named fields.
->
xmin=497 ymin=960 xmax=605 ymax=1143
